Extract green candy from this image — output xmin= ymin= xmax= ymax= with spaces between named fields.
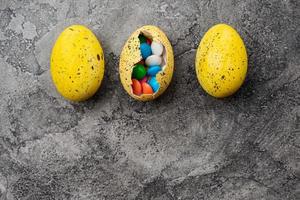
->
xmin=132 ymin=64 xmax=146 ymax=80
xmin=138 ymin=34 xmax=147 ymax=43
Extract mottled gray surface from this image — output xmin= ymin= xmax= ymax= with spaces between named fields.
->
xmin=0 ymin=0 xmax=299 ymax=199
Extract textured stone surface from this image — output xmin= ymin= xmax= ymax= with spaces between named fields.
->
xmin=0 ymin=0 xmax=299 ymax=199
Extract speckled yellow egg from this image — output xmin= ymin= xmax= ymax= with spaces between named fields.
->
xmin=51 ymin=25 xmax=104 ymax=101
xmin=195 ymin=24 xmax=247 ymax=98
xmin=119 ymin=25 xmax=174 ymax=101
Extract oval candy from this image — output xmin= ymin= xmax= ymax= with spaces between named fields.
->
xmin=132 ymin=64 xmax=146 ymax=80
xmin=140 ymin=76 xmax=148 ymax=84
xmin=138 ymin=35 xmax=147 ymax=43
xmin=132 ymin=79 xmax=142 ymax=95
xmin=142 ymin=82 xmax=154 ymax=94
xmin=140 ymin=43 xmax=152 ymax=59
xmin=145 ymin=55 xmax=162 ymax=66
xmin=148 ymin=77 xmax=160 ymax=93
xmin=147 ymin=65 xmax=161 ymax=77
xmin=151 ymin=41 xmax=163 ymax=56
xmin=146 ymin=38 xmax=152 ymax=45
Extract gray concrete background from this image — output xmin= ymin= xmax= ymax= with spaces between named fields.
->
xmin=0 ymin=0 xmax=299 ymax=199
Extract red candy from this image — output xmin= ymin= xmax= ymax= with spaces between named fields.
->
xmin=146 ymin=38 xmax=152 ymax=45
xmin=140 ymin=76 xmax=148 ymax=84
xmin=138 ymin=60 xmax=145 ymax=65
xmin=132 ymin=79 xmax=142 ymax=95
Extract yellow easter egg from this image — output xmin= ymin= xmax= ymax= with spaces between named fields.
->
xmin=51 ymin=25 xmax=104 ymax=101
xmin=195 ymin=24 xmax=247 ymax=98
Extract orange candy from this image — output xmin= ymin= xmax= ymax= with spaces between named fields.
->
xmin=142 ymin=82 xmax=153 ymax=94
xmin=132 ymin=79 xmax=142 ymax=95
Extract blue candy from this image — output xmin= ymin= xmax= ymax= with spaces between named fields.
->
xmin=147 ymin=65 xmax=161 ymax=76
xmin=140 ymin=43 xmax=152 ymax=59
xmin=148 ymin=77 xmax=160 ymax=93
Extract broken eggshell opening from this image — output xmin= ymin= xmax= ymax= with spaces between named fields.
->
xmin=119 ymin=25 xmax=174 ymax=101
xmin=131 ymin=32 xmax=167 ymax=96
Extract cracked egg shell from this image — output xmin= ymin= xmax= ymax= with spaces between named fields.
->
xmin=119 ymin=25 xmax=174 ymax=101
xmin=195 ymin=24 xmax=247 ymax=98
xmin=51 ymin=25 xmax=104 ymax=101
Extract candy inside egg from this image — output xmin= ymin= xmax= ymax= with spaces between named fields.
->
xmin=119 ymin=25 xmax=174 ymax=101
xmin=131 ymin=32 xmax=166 ymax=96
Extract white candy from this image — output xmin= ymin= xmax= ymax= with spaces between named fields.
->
xmin=145 ymin=55 xmax=162 ymax=66
xmin=151 ymin=41 xmax=163 ymax=56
